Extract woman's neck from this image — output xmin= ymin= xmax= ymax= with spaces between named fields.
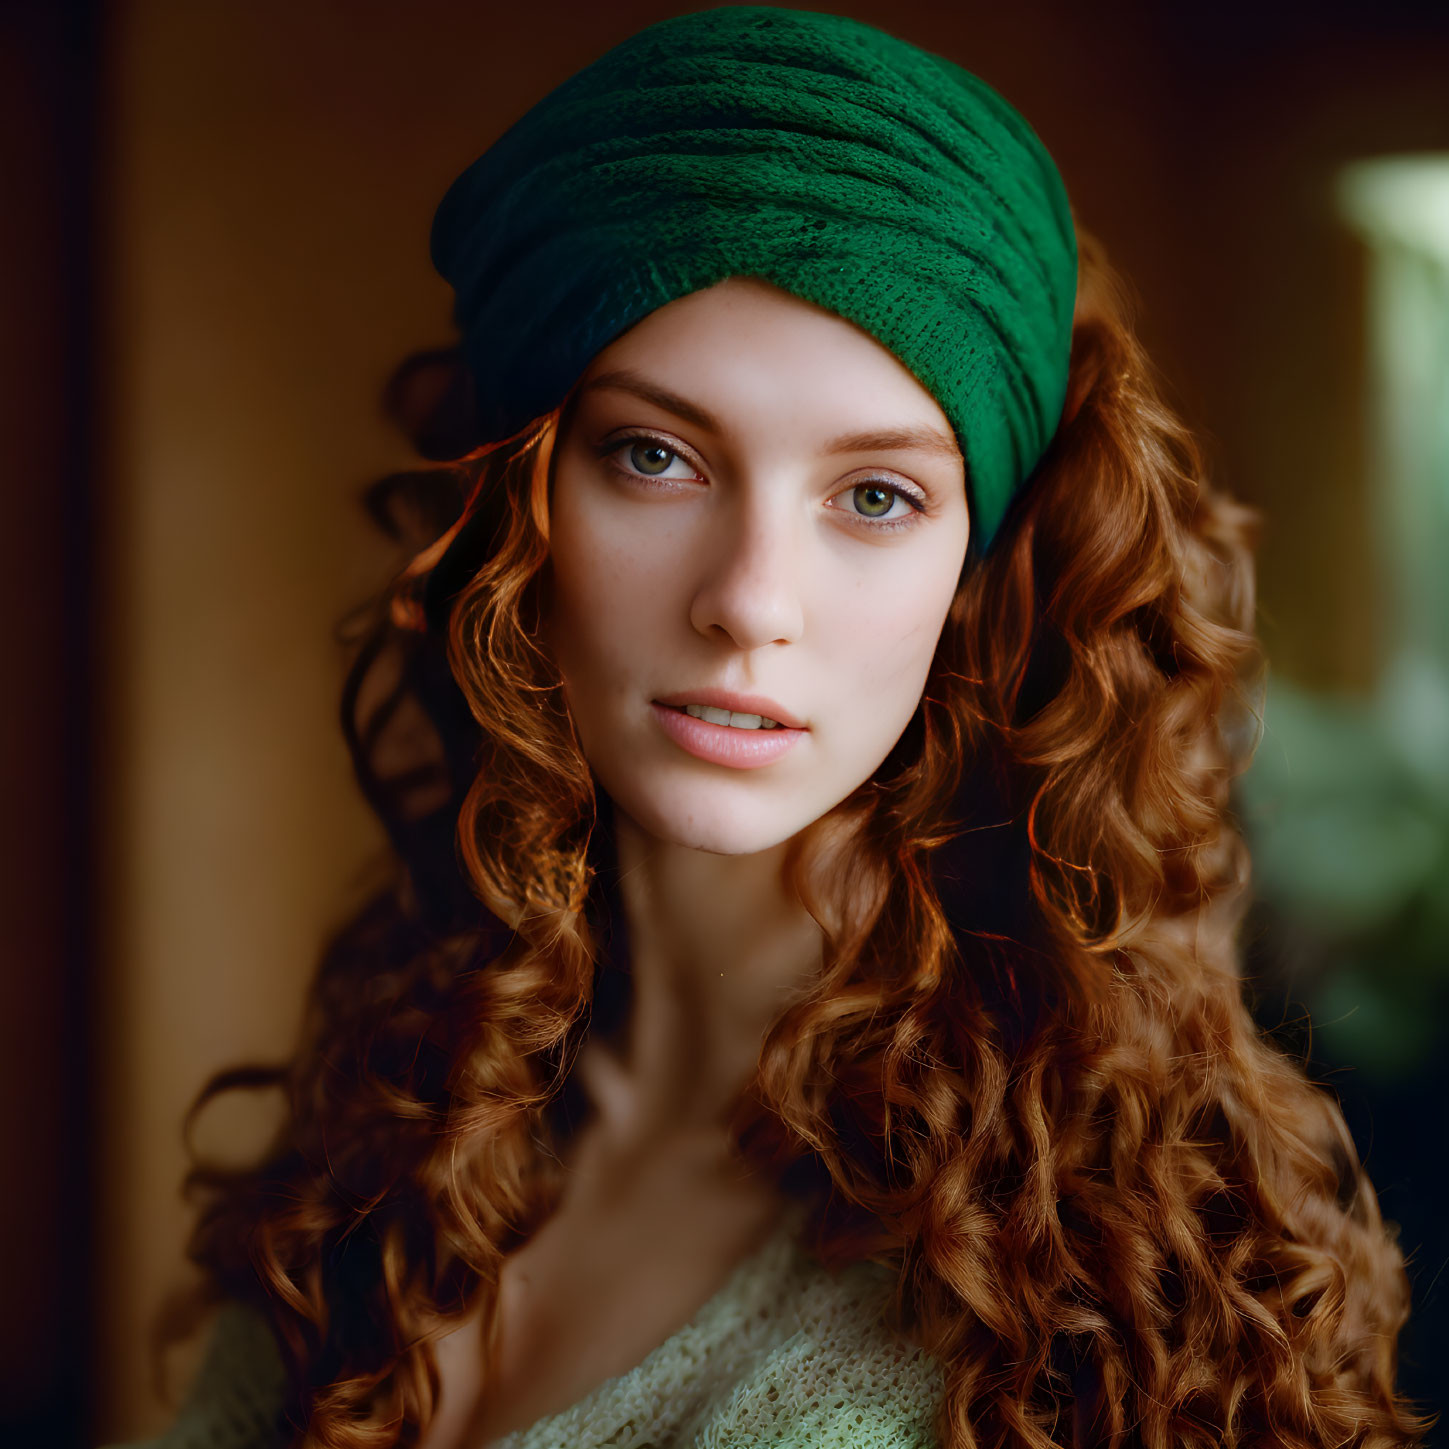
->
xmin=600 ymin=810 xmax=824 ymax=1135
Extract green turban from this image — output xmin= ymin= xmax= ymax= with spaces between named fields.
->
xmin=429 ymin=5 xmax=1076 ymax=559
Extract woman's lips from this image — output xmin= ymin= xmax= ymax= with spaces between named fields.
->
xmin=650 ymin=702 xmax=806 ymax=769
xmin=652 ymin=689 xmax=805 ymax=729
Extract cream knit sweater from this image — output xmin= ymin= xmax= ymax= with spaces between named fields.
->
xmin=109 ymin=1212 xmax=946 ymax=1448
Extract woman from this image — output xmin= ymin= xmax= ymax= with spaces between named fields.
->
xmin=127 ymin=7 xmax=1429 ymax=1448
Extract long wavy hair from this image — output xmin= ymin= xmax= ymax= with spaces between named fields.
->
xmin=159 ymin=227 xmax=1431 ymax=1448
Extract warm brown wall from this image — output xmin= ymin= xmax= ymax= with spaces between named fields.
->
xmin=89 ymin=0 xmax=1449 ymax=1441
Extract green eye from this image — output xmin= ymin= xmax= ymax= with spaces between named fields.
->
xmin=629 ymin=441 xmax=677 ymax=475
xmin=852 ymin=483 xmax=896 ymax=518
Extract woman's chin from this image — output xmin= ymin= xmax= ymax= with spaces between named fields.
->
xmin=616 ymin=796 xmax=804 ymax=859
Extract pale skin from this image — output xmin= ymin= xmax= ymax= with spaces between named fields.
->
xmin=420 ymin=278 xmax=971 ymax=1448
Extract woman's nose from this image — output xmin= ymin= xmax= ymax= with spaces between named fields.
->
xmin=687 ymin=487 xmax=806 ymax=650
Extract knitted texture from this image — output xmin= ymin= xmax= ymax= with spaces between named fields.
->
xmin=103 ymin=1212 xmax=944 ymax=1449
xmin=429 ymin=5 xmax=1076 ymax=557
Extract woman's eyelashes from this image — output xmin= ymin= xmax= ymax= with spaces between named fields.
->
xmin=614 ymin=436 xmax=699 ymax=480
xmin=597 ymin=431 xmax=930 ymax=533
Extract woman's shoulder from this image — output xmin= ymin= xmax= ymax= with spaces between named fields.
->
xmin=100 ymin=1302 xmax=287 ymax=1449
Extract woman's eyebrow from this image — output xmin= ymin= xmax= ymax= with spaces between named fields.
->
xmin=584 ymin=367 xmax=960 ymax=461
xmin=584 ymin=369 xmax=720 ymax=431
xmin=823 ymin=426 xmax=961 ymax=460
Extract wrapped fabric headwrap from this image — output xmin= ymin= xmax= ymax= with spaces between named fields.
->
xmin=425 ymin=5 xmax=1077 ymax=619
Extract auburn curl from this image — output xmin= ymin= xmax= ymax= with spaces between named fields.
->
xmin=159 ymin=227 xmax=1431 ymax=1448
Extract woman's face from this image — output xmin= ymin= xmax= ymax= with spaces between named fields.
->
xmin=544 ymin=277 xmax=971 ymax=856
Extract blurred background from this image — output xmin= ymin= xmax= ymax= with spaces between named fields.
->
xmin=3 ymin=0 xmax=1447 ymax=1444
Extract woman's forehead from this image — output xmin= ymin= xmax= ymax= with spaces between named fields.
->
xmin=575 ymin=279 xmax=961 ymax=454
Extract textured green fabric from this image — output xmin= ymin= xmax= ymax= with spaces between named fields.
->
xmin=429 ymin=5 xmax=1076 ymax=552
xmin=101 ymin=1213 xmax=945 ymax=1447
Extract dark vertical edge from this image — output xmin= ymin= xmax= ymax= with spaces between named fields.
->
xmin=66 ymin=0 xmax=103 ymax=1446
xmin=0 ymin=0 xmax=102 ymax=1445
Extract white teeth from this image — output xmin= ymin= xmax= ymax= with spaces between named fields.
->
xmin=682 ymin=703 xmax=781 ymax=730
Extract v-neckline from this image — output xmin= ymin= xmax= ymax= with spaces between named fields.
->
xmin=481 ymin=1200 xmax=811 ymax=1449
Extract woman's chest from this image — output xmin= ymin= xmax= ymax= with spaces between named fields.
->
xmin=423 ymin=1154 xmax=787 ymax=1449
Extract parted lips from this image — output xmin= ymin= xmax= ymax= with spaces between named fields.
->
xmin=428 ymin=4 xmax=1077 ymax=579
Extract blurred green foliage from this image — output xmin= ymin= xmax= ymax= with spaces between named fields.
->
xmin=1238 ymin=651 xmax=1449 ymax=1079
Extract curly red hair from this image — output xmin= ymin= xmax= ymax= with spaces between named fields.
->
xmin=161 ymin=228 xmax=1431 ymax=1448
